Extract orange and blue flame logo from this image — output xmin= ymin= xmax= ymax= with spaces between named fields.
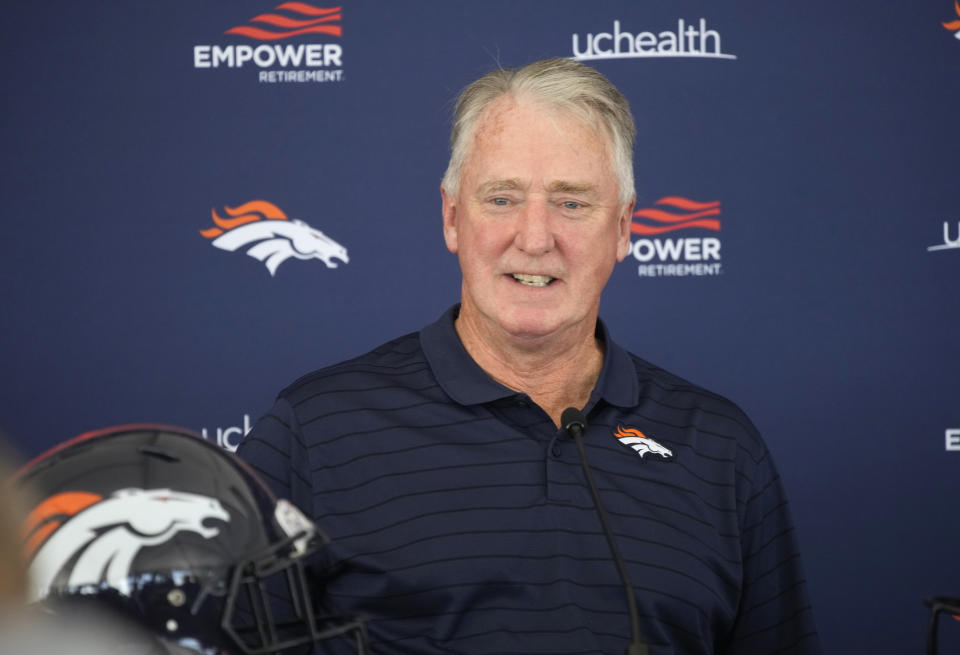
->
xmin=631 ymin=197 xmax=721 ymax=235
xmin=226 ymin=3 xmax=342 ymax=41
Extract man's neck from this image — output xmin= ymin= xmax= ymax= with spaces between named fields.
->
xmin=454 ymin=312 xmax=605 ymax=428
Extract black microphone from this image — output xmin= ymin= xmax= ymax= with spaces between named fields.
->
xmin=561 ymin=407 xmax=649 ymax=655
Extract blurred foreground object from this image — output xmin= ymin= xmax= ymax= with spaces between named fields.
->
xmin=13 ymin=424 xmax=368 ymax=654
xmin=925 ymin=596 xmax=960 ymax=655
xmin=0 ymin=439 xmax=28 ymax=605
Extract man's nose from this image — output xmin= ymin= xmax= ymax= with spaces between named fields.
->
xmin=513 ymin=201 xmax=555 ymax=254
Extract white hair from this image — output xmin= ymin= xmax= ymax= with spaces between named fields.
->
xmin=441 ymin=58 xmax=636 ymax=203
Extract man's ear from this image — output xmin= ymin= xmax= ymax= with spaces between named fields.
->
xmin=615 ymin=198 xmax=635 ymax=262
xmin=441 ymin=187 xmax=459 ymax=254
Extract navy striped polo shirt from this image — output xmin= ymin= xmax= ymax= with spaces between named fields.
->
xmin=238 ymin=305 xmax=819 ymax=654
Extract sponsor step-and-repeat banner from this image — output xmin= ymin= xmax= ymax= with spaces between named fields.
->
xmin=1 ymin=2 xmax=958 ymax=652
xmin=194 ymin=3 xmax=345 ymax=83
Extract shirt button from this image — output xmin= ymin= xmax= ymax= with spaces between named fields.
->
xmin=551 ymin=444 xmax=562 ymax=457
xmin=514 ymin=396 xmax=530 ymax=407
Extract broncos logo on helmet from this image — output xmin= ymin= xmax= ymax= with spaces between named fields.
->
xmin=14 ymin=425 xmax=370 ymax=654
xmin=24 ymin=488 xmax=228 ymax=601
xmin=201 ymin=200 xmax=349 ymax=276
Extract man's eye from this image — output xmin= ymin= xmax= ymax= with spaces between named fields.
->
xmin=491 ymin=197 xmax=510 ymax=206
xmin=562 ymin=201 xmax=582 ymax=210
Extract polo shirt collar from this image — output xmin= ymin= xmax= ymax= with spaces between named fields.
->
xmin=420 ymin=305 xmax=639 ymax=408
xmin=593 ymin=320 xmax=640 ymax=408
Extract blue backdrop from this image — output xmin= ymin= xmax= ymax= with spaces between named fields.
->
xmin=2 ymin=1 xmax=959 ymax=652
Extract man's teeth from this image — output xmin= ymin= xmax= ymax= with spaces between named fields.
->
xmin=512 ymin=273 xmax=554 ymax=287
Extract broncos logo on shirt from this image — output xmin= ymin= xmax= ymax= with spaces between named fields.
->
xmin=23 ymin=488 xmax=229 ymax=601
xmin=614 ymin=425 xmax=674 ymax=460
xmin=201 ymin=200 xmax=348 ymax=275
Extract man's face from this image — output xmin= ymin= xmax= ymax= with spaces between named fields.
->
xmin=442 ymin=97 xmax=634 ymax=344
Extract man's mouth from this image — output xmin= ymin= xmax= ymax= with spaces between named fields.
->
xmin=511 ymin=273 xmax=555 ymax=287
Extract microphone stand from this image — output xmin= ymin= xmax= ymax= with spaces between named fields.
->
xmin=562 ymin=407 xmax=649 ymax=655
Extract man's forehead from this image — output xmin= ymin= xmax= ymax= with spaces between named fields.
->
xmin=475 ymin=178 xmax=600 ymax=195
xmin=476 ymin=96 xmax=605 ymax=144
xmin=458 ymin=96 xmax=619 ymax=200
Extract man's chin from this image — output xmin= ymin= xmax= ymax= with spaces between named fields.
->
xmin=458 ymin=298 xmax=595 ymax=349
xmin=494 ymin=311 xmax=581 ymax=345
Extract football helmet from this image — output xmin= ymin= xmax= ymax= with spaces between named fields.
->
xmin=14 ymin=424 xmax=368 ymax=655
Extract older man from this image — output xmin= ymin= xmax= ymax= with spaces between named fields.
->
xmin=238 ymin=59 xmax=819 ymax=654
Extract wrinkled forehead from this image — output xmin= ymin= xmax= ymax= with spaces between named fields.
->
xmin=475 ymin=94 xmax=613 ymax=150
xmin=463 ymin=95 xmax=617 ymax=179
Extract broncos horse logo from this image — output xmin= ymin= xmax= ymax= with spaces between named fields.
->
xmin=614 ymin=425 xmax=674 ymax=460
xmin=201 ymin=200 xmax=349 ymax=276
xmin=945 ymin=1 xmax=960 ymax=39
xmin=23 ymin=488 xmax=229 ymax=601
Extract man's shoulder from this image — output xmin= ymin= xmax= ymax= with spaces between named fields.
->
xmin=278 ymin=330 xmax=427 ymax=403
xmin=625 ymin=351 xmax=731 ymax=404
xmin=622 ymin=349 xmax=764 ymax=451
